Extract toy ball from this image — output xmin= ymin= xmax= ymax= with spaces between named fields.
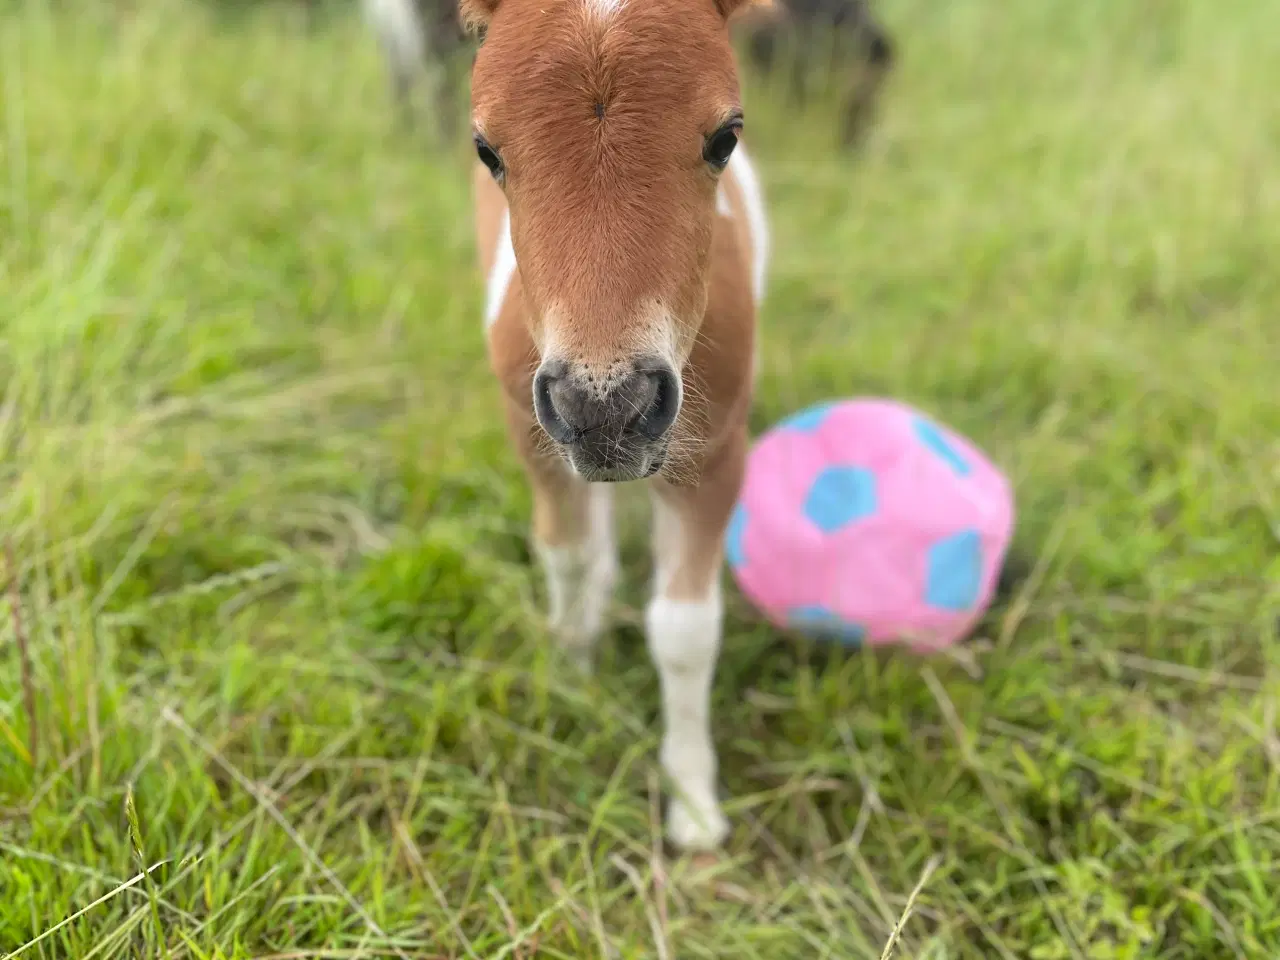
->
xmin=726 ymin=397 xmax=1015 ymax=651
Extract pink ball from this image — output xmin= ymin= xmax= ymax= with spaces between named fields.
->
xmin=726 ymin=398 xmax=1015 ymax=651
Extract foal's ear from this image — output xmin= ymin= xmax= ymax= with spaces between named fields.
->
xmin=458 ymin=0 xmax=500 ymax=32
xmin=714 ymin=0 xmax=771 ymax=21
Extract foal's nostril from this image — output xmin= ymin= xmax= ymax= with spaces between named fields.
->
xmin=532 ymin=368 xmax=578 ymax=445
xmin=532 ymin=360 xmax=680 ymax=448
xmin=631 ymin=367 xmax=680 ymax=441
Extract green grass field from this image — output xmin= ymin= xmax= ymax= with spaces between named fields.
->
xmin=2 ymin=0 xmax=1279 ymax=956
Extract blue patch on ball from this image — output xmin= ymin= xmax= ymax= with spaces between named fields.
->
xmin=925 ymin=529 xmax=983 ymax=611
xmin=780 ymin=402 xmax=837 ymax=433
xmin=913 ymin=416 xmax=972 ymax=477
xmin=788 ymin=605 xmax=866 ymax=646
xmin=802 ymin=466 xmax=877 ymax=533
xmin=725 ymin=503 xmax=749 ymax=569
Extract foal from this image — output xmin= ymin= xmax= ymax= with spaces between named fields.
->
xmin=465 ymin=0 xmax=768 ymax=850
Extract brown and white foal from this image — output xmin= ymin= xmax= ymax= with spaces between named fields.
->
xmin=465 ymin=0 xmax=768 ymax=850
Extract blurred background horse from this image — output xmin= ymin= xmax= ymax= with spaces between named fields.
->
xmin=361 ymin=0 xmax=473 ymax=133
xmin=737 ymin=0 xmax=895 ymax=149
xmin=361 ymin=0 xmax=895 ymax=148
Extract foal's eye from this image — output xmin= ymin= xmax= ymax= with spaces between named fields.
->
xmin=474 ymin=135 xmax=504 ymax=181
xmin=703 ymin=120 xmax=742 ymax=169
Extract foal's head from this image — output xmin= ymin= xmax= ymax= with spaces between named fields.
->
xmin=467 ymin=0 xmax=756 ymax=482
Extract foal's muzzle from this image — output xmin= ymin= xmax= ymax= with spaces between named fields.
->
xmin=532 ymin=356 xmax=681 ymax=482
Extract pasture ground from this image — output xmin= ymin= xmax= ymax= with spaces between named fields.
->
xmin=2 ymin=0 xmax=1279 ymax=956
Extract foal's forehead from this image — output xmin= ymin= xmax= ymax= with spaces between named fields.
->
xmin=472 ymin=0 xmax=740 ymax=125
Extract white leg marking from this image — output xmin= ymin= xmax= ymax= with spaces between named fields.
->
xmin=484 ymin=209 xmax=517 ymax=329
xmin=646 ymin=586 xmax=727 ymax=850
xmin=534 ymin=484 xmax=618 ymax=672
xmin=728 ymin=144 xmax=770 ymax=305
xmin=646 ymin=494 xmax=728 ymax=850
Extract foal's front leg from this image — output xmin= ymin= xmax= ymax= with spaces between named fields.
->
xmin=517 ymin=436 xmax=619 ymax=673
xmin=534 ymin=481 xmax=617 ymax=672
xmin=646 ymin=434 xmax=746 ymax=850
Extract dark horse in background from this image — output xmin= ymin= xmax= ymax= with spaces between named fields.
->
xmin=361 ymin=0 xmax=895 ymax=150
xmin=739 ymin=0 xmax=895 ymax=149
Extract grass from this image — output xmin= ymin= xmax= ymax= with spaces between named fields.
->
xmin=1 ymin=0 xmax=1278 ymax=956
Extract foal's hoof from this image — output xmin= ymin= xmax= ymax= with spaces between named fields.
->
xmin=667 ymin=798 xmax=728 ymax=852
